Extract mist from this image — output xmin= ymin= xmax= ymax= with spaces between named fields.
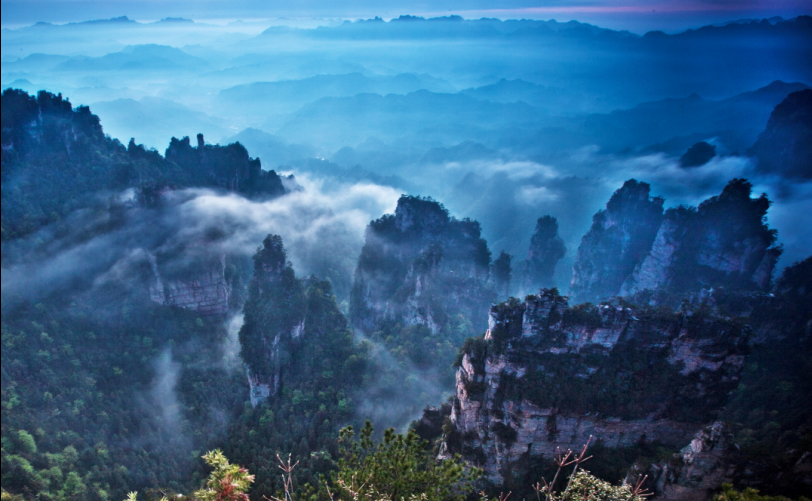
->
xmin=1 ymin=175 xmax=398 ymax=308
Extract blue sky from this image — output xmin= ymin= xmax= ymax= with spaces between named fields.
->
xmin=1 ymin=0 xmax=810 ymax=32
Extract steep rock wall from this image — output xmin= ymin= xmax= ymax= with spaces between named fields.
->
xmin=570 ymin=180 xmax=664 ymax=303
xmin=441 ymin=290 xmax=750 ymax=486
xmin=350 ymin=195 xmax=494 ymax=335
xmin=748 ymin=89 xmax=812 ymax=179
xmin=148 ymin=252 xmax=232 ymax=316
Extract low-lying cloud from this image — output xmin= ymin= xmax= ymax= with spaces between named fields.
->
xmin=1 ymin=174 xmax=399 ymax=308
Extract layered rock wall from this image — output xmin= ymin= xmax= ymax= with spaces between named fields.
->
xmin=442 ymin=290 xmax=750 ymax=486
xmin=148 ymin=252 xmax=232 ymax=316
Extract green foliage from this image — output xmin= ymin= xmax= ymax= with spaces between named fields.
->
xmin=714 ymin=483 xmax=810 ymax=501
xmin=194 ymin=450 xmax=254 ymax=501
xmin=15 ymin=431 xmax=36 ymax=455
xmin=1 ymin=289 xmax=247 ymax=501
xmin=562 ymin=303 xmax=602 ymax=329
xmin=226 ymin=235 xmax=371 ymax=498
xmin=720 ymin=260 xmax=812 ymax=497
xmin=547 ymin=470 xmax=643 ymax=501
xmin=328 ymin=421 xmax=480 ymax=501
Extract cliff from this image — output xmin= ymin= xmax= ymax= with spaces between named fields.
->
xmin=571 ymin=179 xmax=781 ymax=304
xmin=350 ymin=195 xmax=494 ymax=336
xmin=147 ymin=251 xmax=244 ymax=316
xmin=441 ymin=289 xmax=750 ymax=492
xmin=523 ymin=215 xmax=566 ymax=291
xmin=570 ymin=180 xmax=664 ymax=303
xmin=748 ymin=89 xmax=812 ymax=179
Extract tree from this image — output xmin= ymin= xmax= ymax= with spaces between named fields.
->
xmin=327 ymin=421 xmax=480 ymax=501
xmin=15 ymin=430 xmax=36 ymax=455
xmin=714 ymin=484 xmax=810 ymax=501
xmin=194 ymin=450 xmax=255 ymax=501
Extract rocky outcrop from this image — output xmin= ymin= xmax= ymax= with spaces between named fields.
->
xmin=572 ymin=179 xmax=781 ymax=304
xmin=523 ymin=215 xmax=566 ymax=291
xmin=239 ymin=235 xmax=307 ymax=404
xmin=570 ymin=180 xmax=664 ymax=303
xmin=239 ymin=234 xmax=363 ymax=407
xmin=165 ymin=133 xmax=289 ymax=197
xmin=748 ymin=89 xmax=812 ymax=179
xmin=0 ymin=89 xmax=290 ymax=242
xmin=441 ymin=289 xmax=750 ymax=486
xmin=621 ymin=179 xmax=781 ymax=299
xmin=350 ymin=195 xmax=494 ymax=335
xmin=643 ymin=422 xmax=737 ymax=501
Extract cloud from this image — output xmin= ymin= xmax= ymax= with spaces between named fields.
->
xmin=1 ymin=174 xmax=400 ymax=307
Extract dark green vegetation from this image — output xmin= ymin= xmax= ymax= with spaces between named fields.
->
xmin=1 ymin=89 xmax=286 ymax=242
xmin=715 ymin=484 xmax=812 ymax=501
xmin=720 ymin=257 xmax=812 ymax=498
xmin=1 ymin=282 xmax=247 ymax=501
xmin=467 ymin=295 xmax=750 ymax=423
xmin=328 ymin=421 xmax=479 ymax=501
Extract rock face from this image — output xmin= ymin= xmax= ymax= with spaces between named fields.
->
xmin=647 ymin=422 xmax=737 ymax=501
xmin=621 ymin=179 xmax=781 ymax=299
xmin=570 ymin=180 xmax=664 ymax=303
xmin=148 ymin=252 xmax=233 ymax=316
xmin=572 ymin=179 xmax=781 ymax=304
xmin=523 ymin=215 xmax=566 ymax=291
xmin=350 ymin=195 xmax=494 ymax=335
xmin=441 ymin=289 xmax=750 ymax=486
xmin=748 ymin=89 xmax=812 ymax=179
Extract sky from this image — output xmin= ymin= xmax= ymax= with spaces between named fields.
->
xmin=2 ymin=0 xmax=810 ymax=32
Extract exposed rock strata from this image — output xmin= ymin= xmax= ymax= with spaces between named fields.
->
xmin=441 ymin=290 xmax=750 ymax=486
xmin=148 ymin=252 xmax=232 ymax=316
xmin=647 ymin=422 xmax=737 ymax=501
